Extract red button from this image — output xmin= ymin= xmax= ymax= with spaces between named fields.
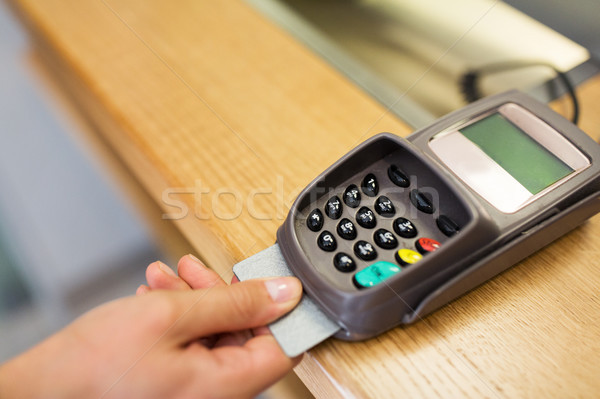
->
xmin=415 ymin=237 xmax=440 ymax=254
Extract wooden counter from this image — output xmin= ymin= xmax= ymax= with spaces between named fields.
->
xmin=10 ymin=0 xmax=600 ymax=397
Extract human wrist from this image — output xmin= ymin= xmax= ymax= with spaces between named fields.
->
xmin=0 ymin=354 xmax=31 ymax=398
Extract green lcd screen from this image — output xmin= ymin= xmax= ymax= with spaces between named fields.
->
xmin=459 ymin=113 xmax=573 ymax=194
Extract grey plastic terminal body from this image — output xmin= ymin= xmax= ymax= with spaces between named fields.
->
xmin=277 ymin=91 xmax=600 ymax=341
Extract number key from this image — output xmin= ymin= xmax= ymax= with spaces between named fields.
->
xmin=343 ymin=184 xmax=361 ymax=208
xmin=373 ymin=228 xmax=398 ymax=249
xmin=317 ymin=231 xmax=337 ymax=252
xmin=361 ymin=173 xmax=379 ymax=197
xmin=354 ymin=240 xmax=377 ymax=261
xmin=325 ymin=196 xmax=343 ymax=219
xmin=393 ymin=217 xmax=418 ymax=238
xmin=375 ymin=195 xmax=395 ymax=217
xmin=356 ymin=207 xmax=377 ymax=229
xmin=337 ymin=218 xmax=357 ymax=240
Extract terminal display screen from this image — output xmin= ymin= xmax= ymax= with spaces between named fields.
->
xmin=459 ymin=113 xmax=574 ymax=194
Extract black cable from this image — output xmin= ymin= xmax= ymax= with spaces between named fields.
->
xmin=460 ymin=61 xmax=579 ymax=125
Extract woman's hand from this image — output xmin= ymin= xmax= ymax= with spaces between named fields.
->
xmin=0 ymin=255 xmax=302 ymax=399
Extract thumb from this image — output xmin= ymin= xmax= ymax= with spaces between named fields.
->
xmin=170 ymin=277 xmax=302 ymax=340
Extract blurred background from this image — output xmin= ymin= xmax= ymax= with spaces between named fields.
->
xmin=250 ymin=0 xmax=598 ymax=127
xmin=1 ymin=0 xmax=598 ymax=397
xmin=0 ymin=0 xmax=187 ymax=361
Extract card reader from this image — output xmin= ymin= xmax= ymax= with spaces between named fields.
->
xmin=234 ymin=90 xmax=600 ymax=356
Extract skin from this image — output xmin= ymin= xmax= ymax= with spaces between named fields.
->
xmin=0 ymin=255 xmax=303 ymax=399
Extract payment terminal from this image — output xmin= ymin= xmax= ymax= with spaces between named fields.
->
xmin=234 ymin=90 xmax=600 ymax=356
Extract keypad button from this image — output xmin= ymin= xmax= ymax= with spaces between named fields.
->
xmin=355 ymin=207 xmax=377 ymax=229
xmin=353 ymin=261 xmax=401 ymax=288
xmin=306 ymin=209 xmax=324 ymax=232
xmin=415 ymin=237 xmax=441 ymax=254
xmin=337 ymin=218 xmax=357 ymax=240
xmin=437 ymin=215 xmax=459 ymax=237
xmin=325 ymin=196 xmax=343 ymax=219
xmin=393 ymin=217 xmax=418 ymax=238
xmin=410 ymin=189 xmax=435 ymax=214
xmin=395 ymin=249 xmax=422 ymax=266
xmin=373 ymin=229 xmax=398 ymax=249
xmin=354 ymin=240 xmax=378 ymax=261
xmin=333 ymin=252 xmax=356 ymax=273
xmin=317 ymin=231 xmax=337 ymax=252
xmin=374 ymin=195 xmax=395 ymax=217
xmin=343 ymin=184 xmax=361 ymax=208
xmin=361 ymin=173 xmax=379 ymax=197
xmin=387 ymin=164 xmax=410 ymax=187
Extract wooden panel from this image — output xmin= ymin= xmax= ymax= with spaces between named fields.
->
xmin=10 ymin=0 xmax=600 ymax=397
xmin=11 ymin=0 xmax=409 ymax=275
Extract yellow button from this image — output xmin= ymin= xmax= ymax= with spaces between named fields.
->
xmin=395 ymin=249 xmax=422 ymax=266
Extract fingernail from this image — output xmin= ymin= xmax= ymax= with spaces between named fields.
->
xmin=264 ymin=277 xmax=302 ymax=303
xmin=158 ymin=261 xmax=176 ymax=277
xmin=187 ymin=254 xmax=204 ymax=266
xmin=136 ymin=285 xmax=150 ymax=295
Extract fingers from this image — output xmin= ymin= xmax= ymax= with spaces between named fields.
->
xmin=136 ymin=285 xmax=150 ymax=295
xmin=145 ymin=261 xmax=191 ymax=291
xmin=251 ymin=326 xmax=271 ymax=336
xmin=170 ymin=277 xmax=302 ymax=340
xmin=213 ymin=330 xmax=253 ymax=347
xmin=194 ymin=334 xmax=302 ymax=397
xmin=177 ymin=255 xmax=227 ymax=289
xmin=144 ymin=255 xmax=226 ymax=292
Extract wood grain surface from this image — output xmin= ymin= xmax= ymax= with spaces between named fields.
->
xmin=10 ymin=0 xmax=600 ymax=397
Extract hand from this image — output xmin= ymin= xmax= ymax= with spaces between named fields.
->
xmin=0 ymin=255 xmax=303 ymax=399
xmin=137 ymin=255 xmax=278 ymax=347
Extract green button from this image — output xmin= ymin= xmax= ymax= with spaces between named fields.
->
xmin=353 ymin=261 xmax=401 ymax=288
